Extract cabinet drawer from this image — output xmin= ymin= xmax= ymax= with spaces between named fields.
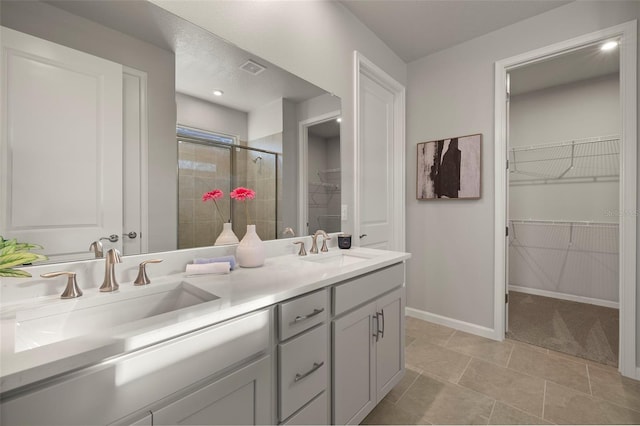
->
xmin=333 ymin=263 xmax=404 ymax=316
xmin=278 ymin=289 xmax=327 ymax=341
xmin=278 ymin=324 xmax=327 ymax=421
xmin=281 ymin=391 xmax=328 ymax=425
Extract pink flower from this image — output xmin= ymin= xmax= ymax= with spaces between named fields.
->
xmin=230 ymin=187 xmax=256 ymax=224
xmin=202 ymin=189 xmax=223 ymax=202
xmin=202 ymin=189 xmax=226 ymax=222
xmin=230 ymin=187 xmax=256 ymax=201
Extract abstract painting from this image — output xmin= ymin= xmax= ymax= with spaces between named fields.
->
xmin=416 ymin=134 xmax=481 ymax=200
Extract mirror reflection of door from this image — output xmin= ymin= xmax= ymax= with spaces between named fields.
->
xmin=306 ymin=121 xmax=341 ymax=235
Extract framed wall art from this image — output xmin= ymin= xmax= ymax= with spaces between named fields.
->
xmin=416 ymin=133 xmax=481 ymax=200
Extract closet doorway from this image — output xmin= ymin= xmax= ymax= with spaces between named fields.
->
xmin=494 ymin=21 xmax=637 ymax=377
xmin=506 ymin=43 xmax=620 ymax=366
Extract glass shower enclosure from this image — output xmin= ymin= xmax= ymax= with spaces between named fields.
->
xmin=177 ymin=128 xmax=279 ymax=249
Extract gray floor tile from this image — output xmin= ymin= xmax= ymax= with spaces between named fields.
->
xmin=405 ymin=338 xmax=471 ymax=383
xmin=406 ymin=316 xmax=455 ymax=346
xmin=446 ymin=331 xmax=514 ymax=367
xmin=458 ymin=358 xmax=545 ymax=417
xmin=361 ymin=399 xmax=421 ymax=425
xmin=488 ymin=402 xmax=552 ymax=425
xmin=395 ymin=373 xmax=494 ymax=425
xmin=544 ymin=381 xmax=640 ymax=424
xmin=588 ymin=363 xmax=640 ymax=413
xmin=508 ymin=345 xmax=590 ymax=394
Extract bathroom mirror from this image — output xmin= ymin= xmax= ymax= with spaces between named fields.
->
xmin=0 ymin=0 xmax=341 ymax=263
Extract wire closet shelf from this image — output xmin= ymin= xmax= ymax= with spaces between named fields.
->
xmin=509 ymin=135 xmax=620 ymax=184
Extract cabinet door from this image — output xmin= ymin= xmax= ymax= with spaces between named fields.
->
xmin=153 ymin=356 xmax=271 ymax=425
xmin=332 ymin=301 xmax=376 ymax=425
xmin=375 ymin=287 xmax=405 ymax=400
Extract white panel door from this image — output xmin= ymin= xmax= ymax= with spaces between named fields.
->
xmin=1 ymin=27 xmax=123 ymax=261
xmin=359 ymin=74 xmax=395 ymax=249
xmin=122 ymin=69 xmax=147 ymax=256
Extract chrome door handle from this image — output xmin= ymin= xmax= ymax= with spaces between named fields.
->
xmin=379 ymin=309 xmax=385 ymax=339
xmin=292 ymin=308 xmax=325 ymax=324
xmin=372 ymin=313 xmax=379 ymax=342
xmin=123 ymin=231 xmax=138 ymax=239
xmin=100 ymin=234 xmax=119 ymax=243
xmin=294 ymin=361 xmax=324 ymax=382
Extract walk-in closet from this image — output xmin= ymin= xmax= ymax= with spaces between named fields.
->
xmin=506 ymin=43 xmax=620 ymax=366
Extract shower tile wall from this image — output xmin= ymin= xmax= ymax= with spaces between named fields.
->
xmin=178 ymin=141 xmax=231 ymax=248
xmin=233 ymin=146 xmax=277 ymax=241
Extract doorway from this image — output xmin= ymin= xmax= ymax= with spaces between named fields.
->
xmin=506 ymin=44 xmax=620 ymax=365
xmin=494 ymin=21 xmax=637 ymax=378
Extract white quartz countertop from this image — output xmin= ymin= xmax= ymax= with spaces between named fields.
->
xmin=0 ymin=247 xmax=410 ymax=394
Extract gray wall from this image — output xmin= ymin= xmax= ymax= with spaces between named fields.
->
xmin=2 ymin=1 xmax=177 ymax=253
xmin=406 ymin=0 xmax=639 ymax=366
xmin=509 ymin=74 xmax=620 ymax=222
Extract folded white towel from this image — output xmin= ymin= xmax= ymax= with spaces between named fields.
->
xmin=185 ymin=262 xmax=231 ymax=275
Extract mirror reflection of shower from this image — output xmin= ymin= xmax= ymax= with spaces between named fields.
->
xmin=307 ymin=120 xmax=341 ymax=234
xmin=177 ymin=128 xmax=279 ymax=248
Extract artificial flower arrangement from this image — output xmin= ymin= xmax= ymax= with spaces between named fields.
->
xmin=230 ymin=187 xmax=256 ymax=224
xmin=202 ymin=189 xmax=228 ymax=222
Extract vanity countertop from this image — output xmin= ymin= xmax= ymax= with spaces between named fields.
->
xmin=0 ymin=247 xmax=410 ymax=394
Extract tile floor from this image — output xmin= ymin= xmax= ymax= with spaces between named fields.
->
xmin=362 ymin=317 xmax=640 ymax=425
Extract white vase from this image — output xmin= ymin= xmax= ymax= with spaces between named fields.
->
xmin=215 ymin=222 xmax=239 ymax=246
xmin=236 ymin=224 xmax=265 ymax=267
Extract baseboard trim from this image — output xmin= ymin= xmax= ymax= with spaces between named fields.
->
xmin=509 ymin=285 xmax=619 ymax=309
xmin=405 ymin=307 xmax=499 ymax=341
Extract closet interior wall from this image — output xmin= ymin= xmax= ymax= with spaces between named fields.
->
xmin=508 ymin=73 xmax=620 ymax=307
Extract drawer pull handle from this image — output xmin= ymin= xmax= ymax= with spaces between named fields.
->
xmin=292 ymin=308 xmax=325 ymax=324
xmin=294 ymin=361 xmax=325 ymax=382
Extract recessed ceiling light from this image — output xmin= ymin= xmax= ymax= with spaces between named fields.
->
xmin=336 ymin=117 xmax=342 ymax=123
xmin=212 ymin=89 xmax=224 ymax=96
xmin=601 ymin=40 xmax=619 ymax=51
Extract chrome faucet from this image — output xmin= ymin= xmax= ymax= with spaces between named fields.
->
xmin=100 ymin=248 xmax=121 ymax=292
xmin=310 ymin=230 xmax=330 ymax=254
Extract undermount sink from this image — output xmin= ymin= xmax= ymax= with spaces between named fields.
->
xmin=13 ymin=281 xmax=218 ymax=352
xmin=301 ymin=251 xmax=372 ymax=267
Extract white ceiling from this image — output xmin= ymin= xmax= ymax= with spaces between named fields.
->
xmin=340 ymin=0 xmax=572 ymax=62
xmin=509 ymin=42 xmax=620 ymax=95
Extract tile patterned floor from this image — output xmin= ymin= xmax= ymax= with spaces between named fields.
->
xmin=362 ymin=317 xmax=640 ymax=425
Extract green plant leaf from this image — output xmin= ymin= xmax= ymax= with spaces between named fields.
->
xmin=0 ymin=268 xmax=32 ymax=278
xmin=0 ymin=245 xmax=16 ymax=257
xmin=12 ymin=243 xmax=44 ymax=252
xmin=0 ymin=252 xmax=44 ymax=269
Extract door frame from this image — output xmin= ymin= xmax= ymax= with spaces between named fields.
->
xmin=493 ymin=21 xmax=638 ymax=378
xmin=353 ymin=51 xmax=406 ymax=251
xmin=298 ymin=110 xmax=341 ymax=237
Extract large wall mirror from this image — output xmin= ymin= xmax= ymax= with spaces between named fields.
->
xmin=0 ymin=0 xmax=341 ymax=264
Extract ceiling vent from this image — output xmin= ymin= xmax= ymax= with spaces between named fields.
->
xmin=239 ymin=59 xmax=267 ymax=76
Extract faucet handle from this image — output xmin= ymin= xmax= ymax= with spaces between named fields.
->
xmin=134 ymin=259 xmax=163 ymax=286
xmin=321 ymin=237 xmax=331 ymax=252
xmin=293 ymin=241 xmax=307 ymax=256
xmin=41 ymin=271 xmax=82 ymax=299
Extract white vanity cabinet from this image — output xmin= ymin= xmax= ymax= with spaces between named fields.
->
xmin=332 ymin=264 xmax=405 ymax=425
xmin=152 ymin=355 xmax=272 ymax=425
xmin=0 ymin=309 xmax=273 ymax=426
